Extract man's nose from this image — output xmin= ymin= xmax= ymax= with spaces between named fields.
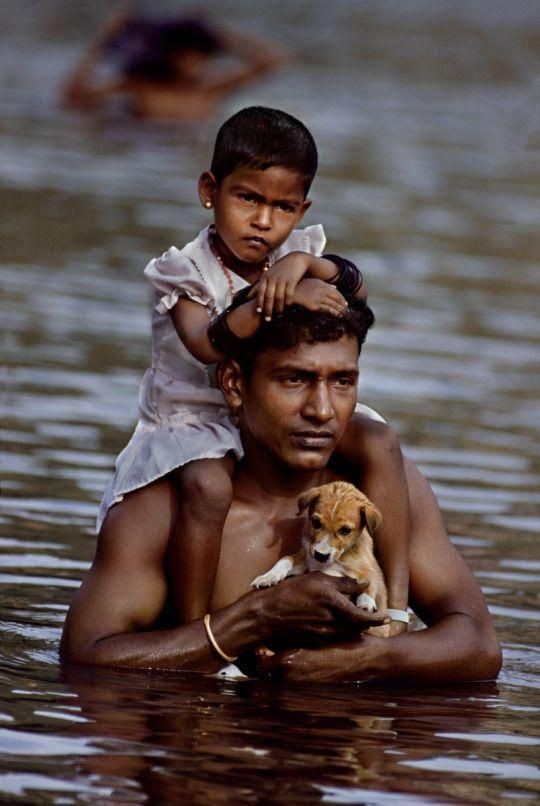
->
xmin=252 ymin=204 xmax=272 ymax=229
xmin=303 ymin=382 xmax=334 ymax=422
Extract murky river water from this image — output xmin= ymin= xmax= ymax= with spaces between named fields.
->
xmin=1 ymin=1 xmax=539 ymax=802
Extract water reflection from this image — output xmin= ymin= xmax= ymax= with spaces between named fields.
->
xmin=1 ymin=0 xmax=539 ymax=802
xmin=6 ymin=666 xmax=522 ymax=804
xmin=3 ymin=662 xmax=538 ymax=803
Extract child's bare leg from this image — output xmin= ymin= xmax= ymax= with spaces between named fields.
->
xmin=170 ymin=455 xmax=235 ymax=624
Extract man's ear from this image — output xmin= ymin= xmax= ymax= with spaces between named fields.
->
xmin=198 ymin=171 xmax=218 ymax=209
xmin=217 ymin=359 xmax=245 ymax=410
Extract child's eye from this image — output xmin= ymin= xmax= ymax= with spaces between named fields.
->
xmin=276 ymin=202 xmax=295 ymax=213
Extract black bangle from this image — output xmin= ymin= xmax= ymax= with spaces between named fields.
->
xmin=208 ymin=309 xmax=246 ymax=356
xmin=230 ymin=285 xmax=253 ymax=308
xmin=324 ymin=254 xmax=363 ymax=296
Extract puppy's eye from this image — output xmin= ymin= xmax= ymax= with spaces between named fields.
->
xmin=338 ymin=526 xmax=352 ymax=536
xmin=311 ymin=516 xmax=322 ymax=529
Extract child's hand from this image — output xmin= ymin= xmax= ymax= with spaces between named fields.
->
xmin=249 ymin=251 xmax=310 ymax=320
xmin=293 ymin=278 xmax=347 ymax=317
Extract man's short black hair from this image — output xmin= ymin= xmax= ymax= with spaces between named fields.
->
xmin=231 ymin=298 xmax=375 ymax=375
xmin=210 ymin=106 xmax=318 ymax=195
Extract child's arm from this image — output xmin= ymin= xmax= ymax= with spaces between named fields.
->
xmin=168 ymin=248 xmax=364 ymax=362
xmin=252 ymin=251 xmax=367 ymax=321
xmin=170 ymin=295 xmax=261 ymax=364
xmin=334 ymin=415 xmax=410 ymax=636
xmin=171 ymin=276 xmax=348 ymax=365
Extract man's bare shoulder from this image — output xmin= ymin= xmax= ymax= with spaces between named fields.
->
xmin=95 ymin=480 xmax=176 ymax=566
xmin=60 ymin=482 xmax=177 ymax=663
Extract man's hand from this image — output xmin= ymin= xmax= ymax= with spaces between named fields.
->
xmin=246 ymin=635 xmax=384 ymax=683
xmin=254 ymin=572 xmax=387 ymax=644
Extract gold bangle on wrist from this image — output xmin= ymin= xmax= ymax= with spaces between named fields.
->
xmin=203 ymin=613 xmax=238 ymax=663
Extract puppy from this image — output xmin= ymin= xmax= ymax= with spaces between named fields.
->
xmin=251 ymin=481 xmax=389 ymax=637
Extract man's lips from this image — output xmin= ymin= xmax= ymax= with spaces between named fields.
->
xmin=291 ymin=431 xmax=335 ymax=449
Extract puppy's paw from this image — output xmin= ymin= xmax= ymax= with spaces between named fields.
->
xmin=251 ymin=557 xmax=293 ymax=589
xmin=356 ymin=592 xmax=377 ymax=612
xmin=251 ymin=572 xmax=278 ymax=589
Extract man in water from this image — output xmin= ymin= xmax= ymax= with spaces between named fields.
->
xmin=61 ymin=10 xmax=285 ymax=120
xmin=61 ymin=301 xmax=501 ymax=682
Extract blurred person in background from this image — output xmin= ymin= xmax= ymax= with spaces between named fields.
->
xmin=61 ymin=7 xmax=286 ymax=120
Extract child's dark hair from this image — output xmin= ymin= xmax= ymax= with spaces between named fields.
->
xmin=210 ymin=106 xmax=318 ymax=195
xmin=230 ymin=295 xmax=375 ymax=375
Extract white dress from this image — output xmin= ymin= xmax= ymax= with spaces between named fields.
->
xmin=96 ymin=224 xmax=327 ymax=530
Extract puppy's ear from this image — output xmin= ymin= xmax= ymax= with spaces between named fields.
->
xmin=359 ymin=500 xmax=382 ymax=535
xmin=297 ymin=487 xmax=321 ymax=516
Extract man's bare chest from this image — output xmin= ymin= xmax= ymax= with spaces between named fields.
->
xmin=210 ymin=501 xmax=304 ymax=610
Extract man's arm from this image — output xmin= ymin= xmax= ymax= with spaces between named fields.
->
xmin=61 ymin=10 xmax=132 ymax=109
xmin=60 ymin=479 xmax=383 ymax=670
xmin=256 ymin=459 xmax=502 ymax=683
xmin=198 ymin=24 xmax=286 ymax=96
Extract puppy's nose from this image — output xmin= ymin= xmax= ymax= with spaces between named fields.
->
xmin=313 ymin=550 xmax=331 ymax=563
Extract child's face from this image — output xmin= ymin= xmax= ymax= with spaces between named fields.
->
xmin=199 ymin=166 xmax=311 ymax=267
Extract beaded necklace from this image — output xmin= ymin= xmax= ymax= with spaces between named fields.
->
xmin=210 ymin=232 xmax=269 ymax=301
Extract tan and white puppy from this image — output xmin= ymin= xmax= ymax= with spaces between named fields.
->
xmin=251 ymin=481 xmax=388 ymax=635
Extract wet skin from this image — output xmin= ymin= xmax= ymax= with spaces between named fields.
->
xmin=211 ymin=335 xmax=359 ymax=608
xmin=60 ymin=334 xmax=501 ymax=682
xmin=230 ymin=335 xmax=360 ymax=475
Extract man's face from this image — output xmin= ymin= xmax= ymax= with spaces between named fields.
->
xmin=235 ymin=335 xmax=360 ymax=472
xmin=200 ymin=166 xmax=310 ymax=268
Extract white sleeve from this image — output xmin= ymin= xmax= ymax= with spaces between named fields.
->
xmin=144 ymin=247 xmax=214 ymax=314
xmin=271 ymin=224 xmax=327 ymax=261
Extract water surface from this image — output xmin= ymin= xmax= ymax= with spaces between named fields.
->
xmin=1 ymin=1 xmax=539 ymax=802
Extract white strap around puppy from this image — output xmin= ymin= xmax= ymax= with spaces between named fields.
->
xmin=386 ymin=608 xmax=410 ymax=623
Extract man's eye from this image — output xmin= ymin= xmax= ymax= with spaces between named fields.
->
xmin=281 ymin=374 xmax=304 ymax=386
xmin=240 ymin=194 xmax=257 ymax=203
xmin=311 ymin=516 xmax=322 ymax=529
xmin=334 ymin=377 xmax=355 ymax=388
xmin=338 ymin=526 xmax=352 ymax=536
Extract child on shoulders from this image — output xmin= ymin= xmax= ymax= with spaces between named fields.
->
xmin=98 ymin=106 xmax=409 ymax=631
